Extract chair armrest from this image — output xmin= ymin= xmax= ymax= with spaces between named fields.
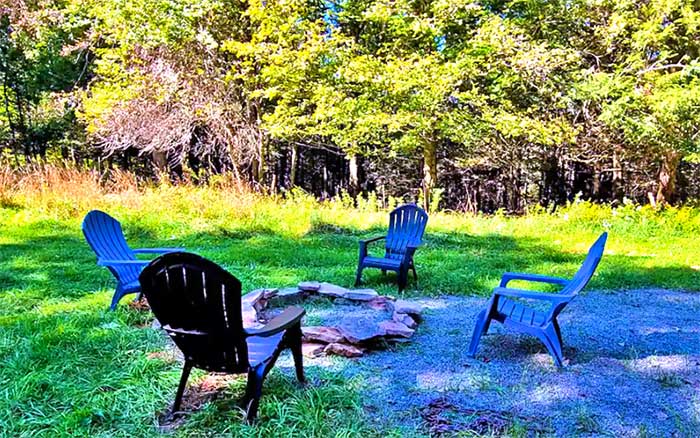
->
xmin=359 ymin=236 xmax=386 ymax=258
xmin=162 ymin=324 xmax=207 ymax=336
xmin=401 ymin=243 xmax=422 ymax=263
xmin=246 ymin=306 xmax=305 ymax=338
xmin=133 ymin=248 xmax=184 ymax=254
xmin=406 ymin=243 xmax=422 ymax=254
xmin=360 ymin=236 xmax=386 ymax=245
xmin=499 ymin=272 xmax=569 ymax=288
xmin=493 ymin=287 xmax=572 ymax=304
xmin=98 ymin=259 xmax=151 ymax=267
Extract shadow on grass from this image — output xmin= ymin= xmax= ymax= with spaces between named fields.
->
xmin=1 ymin=219 xmax=699 ymax=312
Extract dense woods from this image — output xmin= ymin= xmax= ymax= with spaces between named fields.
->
xmin=1 ymin=0 xmax=699 ymax=212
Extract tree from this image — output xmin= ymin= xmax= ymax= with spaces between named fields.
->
xmin=0 ymin=1 xmax=84 ymax=163
xmin=572 ymin=0 xmax=700 ymax=205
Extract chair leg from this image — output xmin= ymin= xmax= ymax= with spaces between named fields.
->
xmin=172 ymin=361 xmax=193 ymax=414
xmin=244 ymin=365 xmax=266 ymax=423
xmin=411 ymin=264 xmax=418 ymax=281
xmin=467 ymin=309 xmax=491 ymax=357
xmin=552 ymin=319 xmax=564 ymax=346
xmin=109 ymin=286 xmax=127 ymax=311
xmin=287 ymin=324 xmax=305 ymax=383
xmin=538 ymin=326 xmax=565 ymax=368
xmin=397 ymin=267 xmax=409 ymax=292
xmin=354 ymin=263 xmax=364 ymax=287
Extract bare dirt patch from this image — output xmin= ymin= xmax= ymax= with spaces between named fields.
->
xmin=421 ymin=397 xmax=551 ymax=436
xmin=157 ymin=373 xmax=244 ymax=430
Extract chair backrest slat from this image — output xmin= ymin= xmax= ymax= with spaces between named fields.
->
xmin=139 ymin=252 xmax=248 ymax=373
xmin=562 ymin=232 xmax=608 ymax=296
xmin=82 ymin=210 xmax=140 ymax=283
xmin=385 ymin=204 xmax=428 ymax=260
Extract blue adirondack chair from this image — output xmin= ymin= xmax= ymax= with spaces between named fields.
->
xmin=82 ymin=210 xmax=183 ymax=310
xmin=468 ymin=232 xmax=608 ymax=367
xmin=355 ymin=204 xmax=429 ymax=292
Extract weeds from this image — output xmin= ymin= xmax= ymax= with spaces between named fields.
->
xmin=655 ymin=372 xmax=686 ymax=388
xmin=574 ymin=406 xmax=601 ymax=434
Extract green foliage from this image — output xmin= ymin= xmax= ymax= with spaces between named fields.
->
xmin=0 ymin=5 xmax=85 ymax=159
xmin=3 ymin=0 xmax=700 ymax=207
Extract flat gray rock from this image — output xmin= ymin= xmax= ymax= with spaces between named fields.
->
xmin=391 ymin=299 xmax=423 ymax=316
xmin=392 ymin=312 xmax=418 ymax=329
xmin=274 ymin=287 xmax=305 ymax=305
xmin=302 ymin=326 xmax=346 ymax=344
xmin=301 ymin=342 xmax=326 ymax=358
xmin=242 ymin=288 xmax=277 ymax=305
xmin=366 ymin=296 xmax=393 ymax=311
xmin=343 ymin=289 xmax=379 ymax=301
xmin=318 ymin=282 xmax=349 ymax=298
xmin=277 ymin=287 xmax=302 ymax=297
xmin=324 ymin=343 xmax=363 ymax=358
xmin=337 ymin=313 xmax=387 ymax=344
xmin=298 ymin=281 xmax=321 ymax=292
xmin=379 ymin=320 xmax=414 ymax=338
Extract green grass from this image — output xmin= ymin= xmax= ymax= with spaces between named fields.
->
xmin=1 ymin=181 xmax=699 ymax=437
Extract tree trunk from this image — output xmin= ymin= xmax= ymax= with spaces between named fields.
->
xmin=248 ymin=101 xmax=265 ymax=187
xmin=153 ymin=151 xmax=168 ymax=175
xmin=322 ymin=162 xmax=328 ymax=198
xmin=612 ymin=150 xmax=624 ymax=201
xmin=258 ymin=141 xmax=266 ymax=185
xmin=289 ymin=143 xmax=298 ymax=188
xmin=348 ymin=153 xmax=359 ymax=196
xmin=655 ymin=150 xmax=681 ymax=206
xmin=270 ymin=171 xmax=277 ymax=194
xmin=592 ymin=164 xmax=601 ymax=200
xmin=510 ymin=163 xmax=521 ymax=212
xmin=252 ymin=140 xmax=265 ymax=186
xmin=1 ymin=77 xmax=19 ymax=167
xmin=422 ymin=142 xmax=438 ymax=211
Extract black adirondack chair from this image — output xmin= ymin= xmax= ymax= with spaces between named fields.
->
xmin=82 ymin=210 xmax=183 ymax=310
xmin=468 ymin=232 xmax=607 ymax=368
xmin=139 ymin=252 xmax=305 ymax=423
xmin=355 ymin=204 xmax=429 ymax=292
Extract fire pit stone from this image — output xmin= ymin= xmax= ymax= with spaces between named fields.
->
xmin=242 ymin=282 xmax=423 ymax=357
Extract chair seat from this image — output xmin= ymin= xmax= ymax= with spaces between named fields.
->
xmin=362 ymin=256 xmax=402 ymax=269
xmin=247 ymin=332 xmax=285 ymax=367
xmin=496 ymin=298 xmax=547 ymax=327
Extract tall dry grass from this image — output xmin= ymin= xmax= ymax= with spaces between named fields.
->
xmin=0 ymin=164 xmax=254 ymax=219
xmin=0 ymin=165 xmax=391 ymax=237
xmin=4 ymin=164 xmax=700 ymax=244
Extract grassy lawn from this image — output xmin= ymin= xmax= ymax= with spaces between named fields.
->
xmin=1 ymin=180 xmax=699 ymax=437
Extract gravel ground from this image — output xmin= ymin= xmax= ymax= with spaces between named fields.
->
xmin=297 ymin=289 xmax=700 ymax=437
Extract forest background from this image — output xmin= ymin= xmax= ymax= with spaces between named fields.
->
xmin=1 ymin=0 xmax=700 ymax=212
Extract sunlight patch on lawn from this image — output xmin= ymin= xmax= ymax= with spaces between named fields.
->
xmin=527 ymin=382 xmax=579 ymax=407
xmin=416 ymin=370 xmax=499 ymax=392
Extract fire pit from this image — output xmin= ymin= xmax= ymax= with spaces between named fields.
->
xmin=241 ymin=281 xmax=423 ymax=358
